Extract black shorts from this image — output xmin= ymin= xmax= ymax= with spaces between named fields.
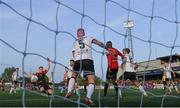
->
xmin=166 ymin=78 xmax=173 ymax=82
xmin=13 ymin=81 xmax=18 ymax=85
xmin=74 ymin=59 xmax=95 ymax=75
xmin=124 ymin=72 xmax=136 ymax=81
xmin=38 ymin=83 xmax=51 ymax=91
xmin=163 ymin=81 xmax=167 ymax=85
xmin=106 ymin=69 xmax=118 ymax=80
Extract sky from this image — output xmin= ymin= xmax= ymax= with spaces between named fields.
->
xmin=0 ymin=0 xmax=180 ymax=83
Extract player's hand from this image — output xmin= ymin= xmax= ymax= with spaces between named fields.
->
xmin=47 ymin=58 xmax=50 ymax=61
xmin=47 ymin=58 xmax=53 ymax=63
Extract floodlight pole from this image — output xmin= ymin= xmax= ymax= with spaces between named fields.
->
xmin=123 ymin=20 xmax=134 ymax=59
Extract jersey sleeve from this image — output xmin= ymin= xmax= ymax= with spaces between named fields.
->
xmin=72 ymin=42 xmax=76 ymax=52
xmin=89 ymin=37 xmax=95 ymax=43
xmin=42 ymin=69 xmax=48 ymax=74
xmin=116 ymin=49 xmax=124 ymax=59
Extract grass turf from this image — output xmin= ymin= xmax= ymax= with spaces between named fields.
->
xmin=0 ymin=88 xmax=180 ymax=107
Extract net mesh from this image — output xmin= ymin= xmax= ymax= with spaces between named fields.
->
xmin=0 ymin=0 xmax=180 ymax=107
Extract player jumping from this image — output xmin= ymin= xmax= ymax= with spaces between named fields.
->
xmin=121 ymin=48 xmax=148 ymax=97
xmin=65 ymin=28 xmax=106 ymax=106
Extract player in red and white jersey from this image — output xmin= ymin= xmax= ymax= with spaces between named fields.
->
xmin=34 ymin=58 xmax=52 ymax=95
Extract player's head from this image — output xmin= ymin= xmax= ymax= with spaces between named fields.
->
xmin=106 ymin=41 xmax=112 ymax=48
xmin=77 ymin=28 xmax=85 ymax=39
xmin=123 ymin=48 xmax=130 ymax=54
xmin=164 ymin=61 xmax=170 ymax=67
xmin=38 ymin=66 xmax=44 ymax=72
xmin=70 ymin=59 xmax=75 ymax=67
xmin=16 ymin=68 xmax=19 ymax=72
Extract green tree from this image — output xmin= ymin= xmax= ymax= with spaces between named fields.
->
xmin=1 ymin=67 xmax=16 ymax=82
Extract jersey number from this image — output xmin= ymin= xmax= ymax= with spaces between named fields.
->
xmin=79 ymin=40 xmax=85 ymax=49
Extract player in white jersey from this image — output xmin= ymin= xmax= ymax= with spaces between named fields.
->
xmin=163 ymin=61 xmax=179 ymax=95
xmin=121 ymin=48 xmax=148 ymax=96
xmin=63 ymin=59 xmax=78 ymax=95
xmin=65 ymin=28 xmax=106 ymax=106
xmin=10 ymin=68 xmax=19 ymax=94
xmin=64 ymin=59 xmax=74 ymax=86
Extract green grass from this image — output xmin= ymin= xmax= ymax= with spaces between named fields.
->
xmin=0 ymin=89 xmax=180 ymax=107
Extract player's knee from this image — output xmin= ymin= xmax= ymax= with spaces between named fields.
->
xmin=47 ymin=89 xmax=53 ymax=95
xmin=40 ymin=87 xmax=45 ymax=91
xmin=88 ymin=80 xmax=95 ymax=84
xmin=88 ymin=82 xmax=95 ymax=86
xmin=71 ymin=76 xmax=77 ymax=80
xmin=87 ymin=74 xmax=94 ymax=80
xmin=87 ymin=76 xmax=94 ymax=83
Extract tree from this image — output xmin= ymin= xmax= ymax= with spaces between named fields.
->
xmin=1 ymin=67 xmax=16 ymax=82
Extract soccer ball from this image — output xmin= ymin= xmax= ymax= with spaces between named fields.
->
xmin=31 ymin=75 xmax=38 ymax=82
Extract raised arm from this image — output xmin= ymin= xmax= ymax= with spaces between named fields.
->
xmin=92 ymin=39 xmax=106 ymax=49
xmin=46 ymin=58 xmax=51 ymax=71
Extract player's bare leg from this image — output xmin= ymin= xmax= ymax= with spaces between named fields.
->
xmin=40 ymin=87 xmax=46 ymax=94
xmin=172 ymin=81 xmax=179 ymax=94
xmin=167 ymin=81 xmax=172 ymax=95
xmin=47 ymin=89 xmax=53 ymax=95
xmin=134 ymin=80 xmax=148 ymax=96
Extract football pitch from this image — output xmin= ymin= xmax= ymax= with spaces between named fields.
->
xmin=0 ymin=89 xmax=180 ymax=107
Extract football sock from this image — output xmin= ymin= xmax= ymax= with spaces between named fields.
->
xmin=67 ymin=78 xmax=75 ymax=93
xmin=104 ymin=83 xmax=109 ymax=96
xmin=87 ymin=84 xmax=94 ymax=99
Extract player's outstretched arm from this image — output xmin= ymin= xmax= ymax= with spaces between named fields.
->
xmin=46 ymin=58 xmax=51 ymax=71
xmin=117 ymin=49 xmax=124 ymax=59
xmin=92 ymin=39 xmax=106 ymax=49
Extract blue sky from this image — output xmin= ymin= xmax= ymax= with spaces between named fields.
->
xmin=0 ymin=0 xmax=180 ymax=82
